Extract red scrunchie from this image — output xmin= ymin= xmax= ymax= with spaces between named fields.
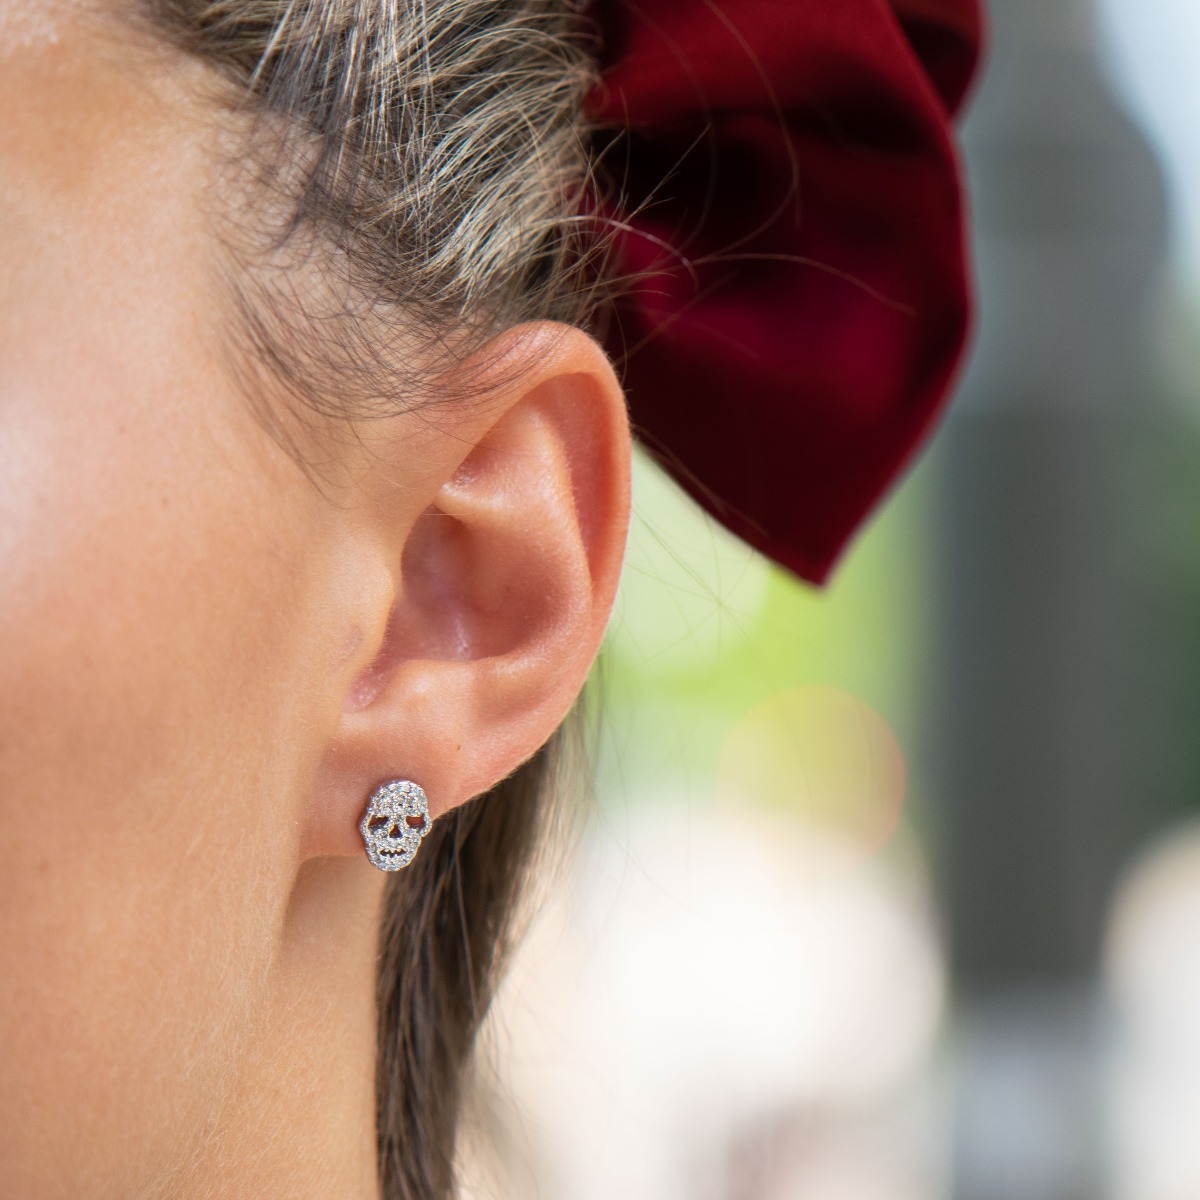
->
xmin=588 ymin=0 xmax=983 ymax=583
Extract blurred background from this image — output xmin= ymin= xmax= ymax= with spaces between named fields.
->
xmin=461 ymin=1 xmax=1200 ymax=1197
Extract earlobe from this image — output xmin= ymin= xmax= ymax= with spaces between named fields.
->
xmin=304 ymin=324 xmax=630 ymax=864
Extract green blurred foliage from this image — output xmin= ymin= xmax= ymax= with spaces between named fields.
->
xmin=594 ymin=448 xmax=934 ymax=814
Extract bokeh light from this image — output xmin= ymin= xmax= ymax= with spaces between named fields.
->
xmin=715 ymin=687 xmax=907 ymax=858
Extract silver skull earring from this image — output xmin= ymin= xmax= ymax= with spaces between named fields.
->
xmin=359 ymin=780 xmax=431 ymax=871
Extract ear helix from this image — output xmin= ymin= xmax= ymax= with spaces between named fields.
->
xmin=358 ymin=780 xmax=431 ymax=871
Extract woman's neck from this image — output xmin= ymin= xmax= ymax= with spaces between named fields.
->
xmin=175 ymin=859 xmax=385 ymax=1200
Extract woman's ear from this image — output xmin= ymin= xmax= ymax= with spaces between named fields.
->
xmin=303 ymin=322 xmax=630 ymax=860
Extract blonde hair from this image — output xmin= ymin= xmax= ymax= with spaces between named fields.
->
xmin=141 ymin=2 xmax=607 ymax=1197
xmin=150 ymin=0 xmax=603 ymax=409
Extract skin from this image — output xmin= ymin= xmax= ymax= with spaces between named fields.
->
xmin=0 ymin=4 xmax=631 ymax=1197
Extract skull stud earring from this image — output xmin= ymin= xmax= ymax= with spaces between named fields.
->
xmin=359 ymin=779 xmax=431 ymax=872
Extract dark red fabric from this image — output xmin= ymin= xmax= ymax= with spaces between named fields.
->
xmin=587 ymin=0 xmax=983 ymax=584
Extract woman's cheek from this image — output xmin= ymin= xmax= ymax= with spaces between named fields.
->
xmin=0 ymin=279 xmax=324 ymax=1199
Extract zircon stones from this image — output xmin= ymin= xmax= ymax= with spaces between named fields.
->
xmin=359 ymin=779 xmax=431 ymax=872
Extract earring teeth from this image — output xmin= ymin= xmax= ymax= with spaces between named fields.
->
xmin=359 ymin=780 xmax=431 ymax=872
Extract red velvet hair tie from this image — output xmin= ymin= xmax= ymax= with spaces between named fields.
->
xmin=587 ymin=0 xmax=983 ymax=584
